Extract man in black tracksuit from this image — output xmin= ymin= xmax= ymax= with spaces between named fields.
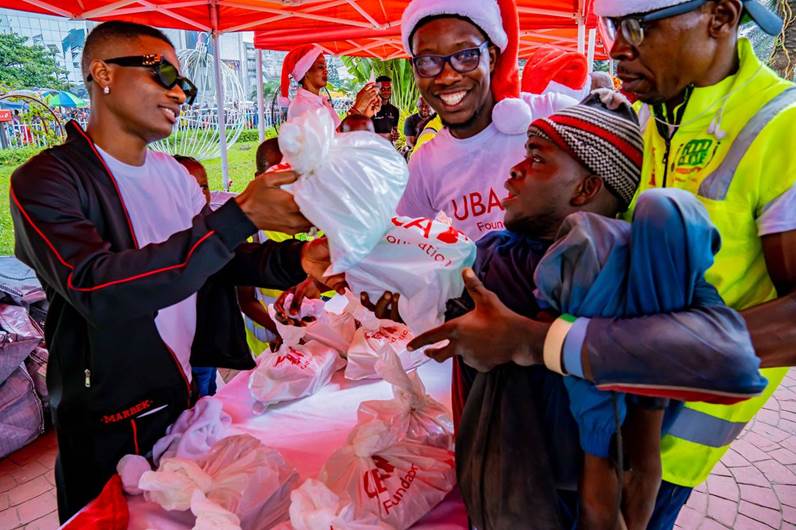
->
xmin=9 ymin=22 xmax=337 ymax=521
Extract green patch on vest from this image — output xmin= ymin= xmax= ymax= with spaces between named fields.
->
xmin=676 ymin=138 xmax=714 ymax=168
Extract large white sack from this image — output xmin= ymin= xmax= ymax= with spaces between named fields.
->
xmin=279 ymin=108 xmax=409 ymax=274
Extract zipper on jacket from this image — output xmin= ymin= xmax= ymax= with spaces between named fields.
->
xmin=84 ymin=369 xmax=91 ymax=388
xmin=84 ymin=347 xmax=93 ymax=388
xmin=662 ymin=136 xmax=672 ymax=188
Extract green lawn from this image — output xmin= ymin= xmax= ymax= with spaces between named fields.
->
xmin=0 ymin=141 xmax=261 ymax=256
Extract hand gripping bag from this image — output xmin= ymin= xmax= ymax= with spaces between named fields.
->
xmin=343 ymin=293 xmax=426 ymax=381
xmin=319 ymin=420 xmax=455 ymax=530
xmin=357 ymin=350 xmax=453 ymax=450
xmin=279 ymin=108 xmax=409 ymax=273
xmin=345 ymin=214 xmax=477 ymax=334
xmin=248 ymin=303 xmax=344 ymax=409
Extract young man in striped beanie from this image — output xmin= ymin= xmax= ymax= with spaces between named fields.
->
xmin=406 ymin=93 xmax=764 ymax=529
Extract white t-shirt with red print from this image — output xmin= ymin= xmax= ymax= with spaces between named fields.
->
xmin=397 ymin=93 xmax=575 ymax=241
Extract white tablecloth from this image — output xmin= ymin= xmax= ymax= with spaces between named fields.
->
xmin=127 ymin=358 xmax=468 ymax=529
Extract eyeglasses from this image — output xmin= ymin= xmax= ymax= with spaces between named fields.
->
xmin=412 ymin=42 xmax=490 ymax=78
xmin=599 ymin=0 xmax=709 ymax=49
xmin=87 ymin=54 xmax=198 ymax=105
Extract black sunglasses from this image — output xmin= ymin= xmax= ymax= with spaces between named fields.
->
xmin=412 ymin=42 xmax=490 ymax=78
xmin=600 ymin=0 xmax=709 ymax=48
xmin=87 ymin=54 xmax=198 ymax=105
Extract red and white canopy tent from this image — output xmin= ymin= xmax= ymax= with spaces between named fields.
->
xmin=0 ymin=0 xmax=603 ymax=187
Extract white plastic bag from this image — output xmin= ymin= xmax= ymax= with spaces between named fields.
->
xmin=343 ymin=293 xmax=426 ymax=381
xmin=320 ymin=420 xmax=455 ymax=530
xmin=274 ymin=479 xmax=394 ymax=530
xmin=346 ymin=214 xmax=477 ymax=334
xmin=357 ymin=350 xmax=453 ymax=450
xmin=152 ymin=397 xmax=232 ymax=465
xmin=137 ymin=434 xmax=298 ymax=530
xmin=279 ymin=108 xmax=409 ymax=273
xmin=248 ymin=303 xmax=344 ymax=409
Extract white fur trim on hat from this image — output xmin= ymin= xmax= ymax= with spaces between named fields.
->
xmin=401 ymin=0 xmax=508 ymax=55
xmin=292 ymin=45 xmax=324 ymax=83
xmin=594 ymin=0 xmax=692 ymax=17
xmin=492 ymin=97 xmax=533 ymax=135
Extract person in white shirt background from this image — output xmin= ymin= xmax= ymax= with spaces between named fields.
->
xmin=280 ymin=44 xmax=381 ymax=126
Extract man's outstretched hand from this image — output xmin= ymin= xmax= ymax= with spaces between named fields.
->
xmin=407 ymin=268 xmax=549 ymax=372
xmin=300 ymin=238 xmax=347 ymax=295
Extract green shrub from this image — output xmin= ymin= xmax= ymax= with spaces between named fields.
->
xmin=237 ymin=127 xmax=278 ymax=143
xmin=0 ymin=146 xmax=44 ymax=167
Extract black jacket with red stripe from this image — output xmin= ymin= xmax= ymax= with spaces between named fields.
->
xmin=9 ymin=121 xmax=306 ymax=468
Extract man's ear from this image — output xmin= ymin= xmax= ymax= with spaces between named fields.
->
xmin=708 ymin=0 xmax=743 ymax=38
xmin=571 ymin=175 xmax=604 ymax=207
xmin=88 ymin=59 xmax=113 ymax=90
xmin=488 ymin=45 xmax=498 ymax=74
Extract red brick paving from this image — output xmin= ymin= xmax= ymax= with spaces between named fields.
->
xmin=1 ymin=370 xmax=795 ymax=529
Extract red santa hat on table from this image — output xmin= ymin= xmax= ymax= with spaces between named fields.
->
xmin=279 ymin=44 xmax=324 ymax=107
xmin=401 ymin=0 xmax=533 ymax=135
xmin=521 ymin=48 xmax=590 ymax=100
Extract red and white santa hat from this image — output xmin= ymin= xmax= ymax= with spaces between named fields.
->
xmin=400 ymin=0 xmax=533 ymax=135
xmin=521 ymin=48 xmax=590 ymax=100
xmin=279 ymin=44 xmax=324 ymax=107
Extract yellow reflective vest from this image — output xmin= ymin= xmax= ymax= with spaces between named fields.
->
xmin=627 ymin=38 xmax=796 ymax=487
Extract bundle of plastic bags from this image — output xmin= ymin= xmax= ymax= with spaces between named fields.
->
xmin=346 ymin=214 xmax=477 ymax=334
xmin=318 ymin=419 xmax=456 ymax=529
xmin=121 ymin=434 xmax=298 ymax=530
xmin=273 ymin=479 xmax=393 ymax=530
xmin=279 ymin=108 xmax=409 ymax=274
xmin=357 ymin=351 xmax=453 ymax=451
xmin=152 ymin=397 xmax=232 ymax=466
xmin=342 ymin=292 xmax=427 ymax=381
xmin=248 ymin=300 xmax=345 ymax=409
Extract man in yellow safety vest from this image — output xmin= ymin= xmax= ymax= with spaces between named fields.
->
xmin=593 ymin=0 xmax=795 ymax=526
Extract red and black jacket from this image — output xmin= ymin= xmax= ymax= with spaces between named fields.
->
xmin=9 ymin=121 xmax=305 ymax=473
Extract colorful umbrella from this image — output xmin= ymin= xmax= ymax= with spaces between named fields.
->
xmin=41 ymin=90 xmax=87 ymax=108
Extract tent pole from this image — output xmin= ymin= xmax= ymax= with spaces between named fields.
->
xmin=577 ymin=18 xmax=586 ymax=54
xmin=587 ymin=28 xmax=597 ymax=73
xmin=212 ymin=31 xmax=230 ymax=191
xmin=256 ymin=49 xmax=265 ymax=143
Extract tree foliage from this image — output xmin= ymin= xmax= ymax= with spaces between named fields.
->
xmin=769 ymin=0 xmax=795 ymax=80
xmin=0 ymin=33 xmax=69 ymax=90
xmin=340 ymin=56 xmax=420 ymax=115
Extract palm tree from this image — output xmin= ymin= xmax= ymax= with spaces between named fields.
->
xmin=340 ymin=57 xmax=421 ymax=115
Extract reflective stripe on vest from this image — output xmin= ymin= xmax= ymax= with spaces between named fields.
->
xmin=665 ymin=407 xmax=747 ymax=448
xmin=699 ymin=87 xmax=796 ymax=200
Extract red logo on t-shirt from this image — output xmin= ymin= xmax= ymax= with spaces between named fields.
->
xmin=451 ymin=188 xmax=504 ymax=220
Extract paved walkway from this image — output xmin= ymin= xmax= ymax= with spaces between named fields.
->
xmin=1 ymin=369 xmax=795 ymax=529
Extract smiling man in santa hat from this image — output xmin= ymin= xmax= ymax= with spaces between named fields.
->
xmin=280 ymin=44 xmax=379 ymax=127
xmin=395 ymin=0 xmax=578 ymax=242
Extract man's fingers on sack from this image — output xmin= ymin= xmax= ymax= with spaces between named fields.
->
xmin=374 ymin=292 xmax=392 ymax=319
xmin=390 ymin=293 xmax=403 ymax=323
xmin=425 ymin=343 xmax=455 ymax=363
xmin=275 ymin=288 xmax=295 ymax=319
xmin=290 ymin=279 xmax=309 ymax=315
xmin=262 ymin=170 xmax=299 ymax=187
xmin=462 ymin=268 xmax=492 ymax=304
xmin=360 ymin=292 xmax=376 ymax=311
xmin=320 ymin=274 xmax=346 ymax=295
xmin=408 ymin=323 xmax=455 ymax=351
